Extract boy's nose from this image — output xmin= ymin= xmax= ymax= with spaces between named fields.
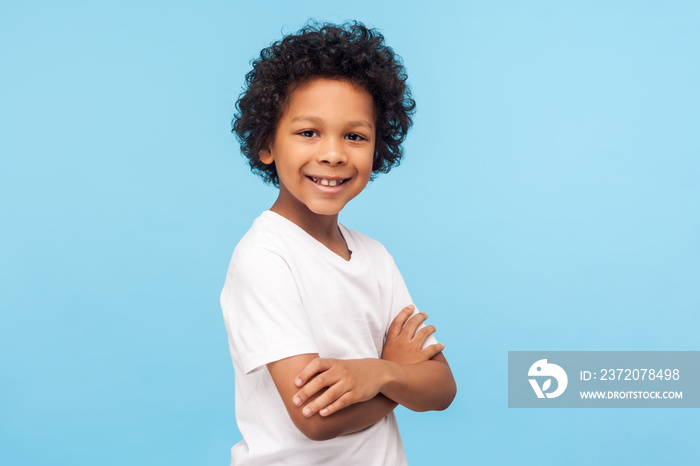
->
xmin=317 ymin=138 xmax=347 ymax=165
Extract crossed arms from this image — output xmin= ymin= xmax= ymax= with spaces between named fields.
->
xmin=267 ymin=306 xmax=457 ymax=441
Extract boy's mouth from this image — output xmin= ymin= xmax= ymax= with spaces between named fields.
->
xmin=308 ymin=176 xmax=348 ymax=187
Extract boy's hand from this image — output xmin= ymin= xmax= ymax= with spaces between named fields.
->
xmin=293 ymin=358 xmax=385 ymax=418
xmin=381 ymin=305 xmax=444 ymax=364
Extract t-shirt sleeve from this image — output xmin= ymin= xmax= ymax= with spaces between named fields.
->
xmin=221 ymin=247 xmax=318 ymax=374
xmin=389 ymin=258 xmax=439 ymax=348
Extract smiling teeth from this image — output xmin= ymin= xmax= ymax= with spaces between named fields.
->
xmin=312 ymin=177 xmax=344 ymax=187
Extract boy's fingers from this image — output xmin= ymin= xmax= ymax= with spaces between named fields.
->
xmin=294 ymin=361 xmax=338 ymax=405
xmin=403 ymin=312 xmax=428 ymax=337
xmin=301 ymin=384 xmax=346 ymax=417
xmin=386 ymin=305 xmax=414 ymax=339
xmin=414 ymin=324 xmax=437 ymax=344
xmin=422 ymin=343 xmax=445 ymax=360
xmin=319 ymin=391 xmax=356 ymax=417
xmin=293 ymin=374 xmax=328 ymax=407
xmin=295 ymin=357 xmax=332 ymax=387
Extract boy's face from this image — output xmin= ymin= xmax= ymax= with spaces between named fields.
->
xmin=259 ymin=78 xmax=375 ymax=221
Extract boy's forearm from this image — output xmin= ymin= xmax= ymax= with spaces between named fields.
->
xmin=269 ymin=354 xmax=398 ymax=442
xmin=379 ymin=354 xmax=456 ymax=412
xmin=303 ymin=393 xmax=398 ymax=441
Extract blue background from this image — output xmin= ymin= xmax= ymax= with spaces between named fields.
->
xmin=1 ymin=1 xmax=698 ymax=464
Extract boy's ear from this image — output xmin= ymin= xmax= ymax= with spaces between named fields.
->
xmin=259 ymin=144 xmax=274 ymax=165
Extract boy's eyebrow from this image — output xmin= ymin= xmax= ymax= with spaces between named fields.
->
xmin=348 ymin=120 xmax=374 ymax=130
xmin=290 ymin=115 xmax=373 ymax=130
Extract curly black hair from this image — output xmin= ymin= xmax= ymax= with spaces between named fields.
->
xmin=232 ymin=20 xmax=416 ymax=186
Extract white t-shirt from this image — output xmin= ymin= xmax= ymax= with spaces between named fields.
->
xmin=220 ymin=211 xmax=437 ymax=466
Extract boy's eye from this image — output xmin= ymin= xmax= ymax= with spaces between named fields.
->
xmin=345 ymin=133 xmax=365 ymax=141
xmin=299 ymin=130 xmax=318 ymax=138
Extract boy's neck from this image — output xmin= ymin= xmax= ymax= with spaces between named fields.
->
xmin=269 ymin=200 xmax=351 ymax=260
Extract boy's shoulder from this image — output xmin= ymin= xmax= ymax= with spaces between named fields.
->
xmin=232 ymin=210 xmax=286 ymax=257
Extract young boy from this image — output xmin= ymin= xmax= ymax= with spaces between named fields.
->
xmin=221 ymin=21 xmax=456 ymax=465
